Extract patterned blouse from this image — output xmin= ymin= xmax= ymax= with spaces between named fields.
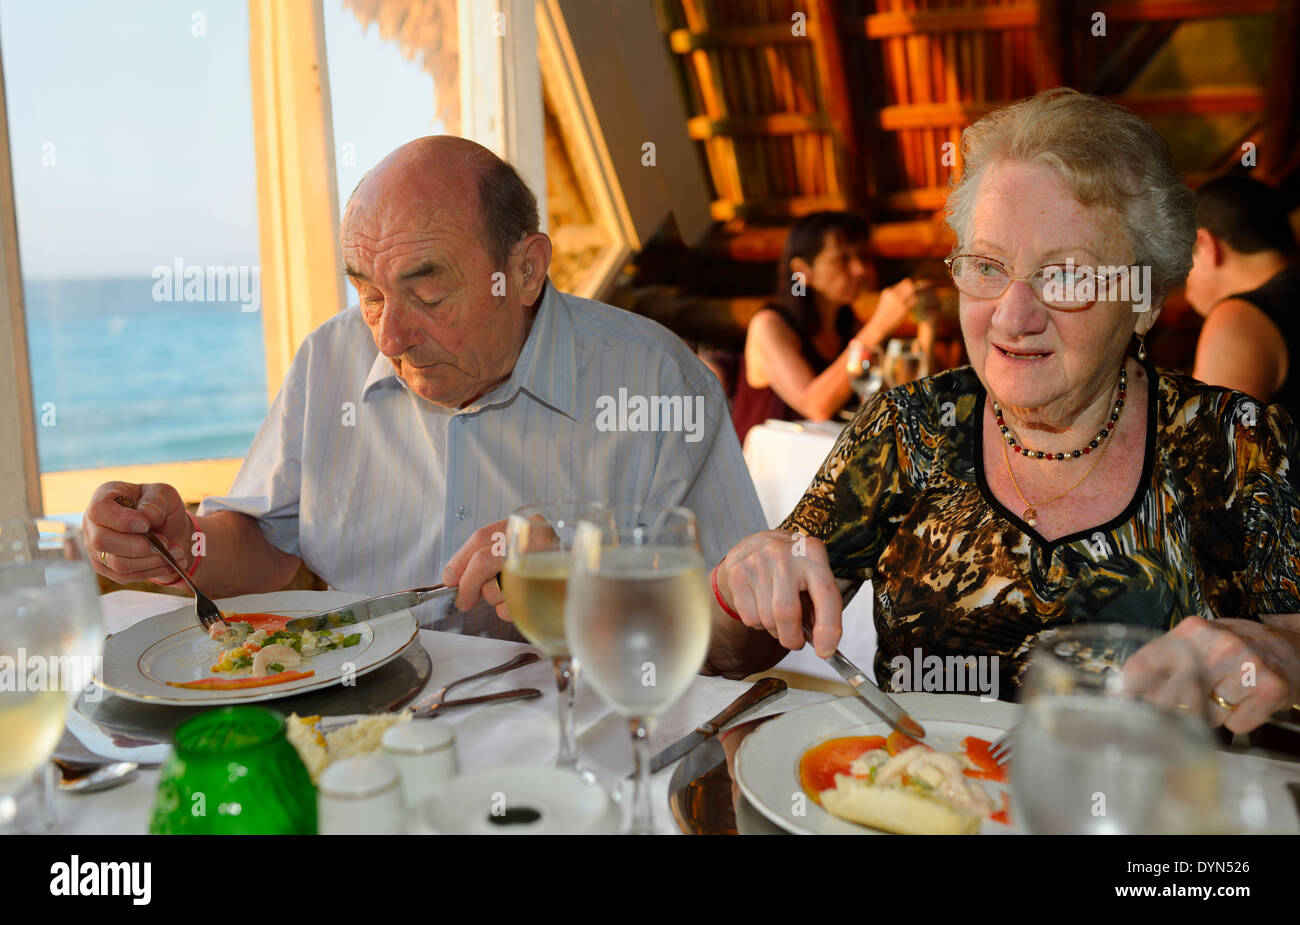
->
xmin=780 ymin=361 xmax=1300 ymax=699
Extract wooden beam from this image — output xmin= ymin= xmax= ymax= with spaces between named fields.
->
xmin=1116 ymin=88 xmax=1266 ymax=115
xmin=862 ymin=4 xmax=1039 ymax=38
xmin=876 ymin=88 xmax=1265 ymax=131
xmin=809 ymin=0 xmax=866 ymax=216
xmin=701 ymin=219 xmax=955 ymax=261
xmin=686 ymin=112 xmax=832 ymax=138
xmin=0 ymin=41 xmax=43 ymax=519
xmin=875 ymin=187 xmax=952 ymax=212
xmin=1261 ymin=0 xmax=1300 ymax=208
xmin=1036 ymin=0 xmax=1073 ymax=89
xmin=709 ymin=195 xmax=847 ymax=222
xmin=667 ymin=22 xmax=818 ymax=52
xmin=878 ymin=102 xmax=1000 ymax=131
xmin=1097 ymin=0 xmax=1276 ymax=21
xmin=1087 ymin=21 xmax=1179 ymax=96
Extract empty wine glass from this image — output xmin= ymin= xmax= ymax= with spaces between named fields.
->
xmin=881 ymin=338 xmax=929 ymax=388
xmin=846 ymin=342 xmax=884 ymax=403
xmin=1012 ymin=624 xmax=1219 ymax=834
xmin=564 ymin=505 xmax=710 ymax=833
xmin=0 ymin=518 xmax=104 ymax=832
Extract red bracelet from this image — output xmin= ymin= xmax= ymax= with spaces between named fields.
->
xmin=711 ymin=558 xmax=742 ymax=621
xmin=185 ymin=512 xmax=202 ymax=577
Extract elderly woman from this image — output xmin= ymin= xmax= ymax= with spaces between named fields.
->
xmin=706 ymin=88 xmax=1300 ymax=734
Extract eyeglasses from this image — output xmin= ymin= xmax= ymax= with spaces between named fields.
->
xmin=944 ymin=254 xmax=1124 ymax=310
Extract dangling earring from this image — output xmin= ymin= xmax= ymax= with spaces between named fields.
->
xmin=1137 ymin=334 xmax=1147 ymax=362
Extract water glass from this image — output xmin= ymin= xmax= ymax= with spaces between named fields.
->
xmin=1012 ymin=624 xmax=1219 ymax=834
xmin=564 ymin=505 xmax=710 ymax=833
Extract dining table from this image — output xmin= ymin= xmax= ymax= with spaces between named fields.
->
xmin=53 ymin=590 xmax=1300 ymax=836
xmin=54 ymin=590 xmax=832 ymax=836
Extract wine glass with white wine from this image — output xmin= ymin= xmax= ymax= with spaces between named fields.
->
xmin=563 ymin=505 xmax=711 ymax=834
xmin=0 ymin=518 xmax=104 ymax=833
xmin=500 ymin=501 xmax=606 ymax=777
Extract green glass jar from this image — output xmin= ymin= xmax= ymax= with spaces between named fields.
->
xmin=149 ymin=706 xmax=316 ymax=835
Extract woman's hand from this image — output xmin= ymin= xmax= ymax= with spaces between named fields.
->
xmin=714 ymin=529 xmax=844 ymax=656
xmin=1124 ymin=616 xmax=1300 ymax=733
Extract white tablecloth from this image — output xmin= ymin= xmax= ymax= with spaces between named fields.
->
xmin=54 ymin=591 xmax=832 ymax=835
xmin=743 ymin=420 xmax=878 ymax=682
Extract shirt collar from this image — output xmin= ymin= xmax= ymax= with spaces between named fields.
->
xmin=359 ymin=280 xmax=580 ymax=421
xmin=362 ymin=350 xmax=402 ymax=399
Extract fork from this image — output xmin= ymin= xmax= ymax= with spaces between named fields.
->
xmin=988 ymin=725 xmax=1016 ymax=766
xmin=411 ymin=687 xmax=542 ymax=718
xmin=142 ymin=534 xmax=229 ymax=632
xmin=113 ymin=495 xmax=228 ymax=631
xmin=411 ymin=651 xmax=541 ymax=712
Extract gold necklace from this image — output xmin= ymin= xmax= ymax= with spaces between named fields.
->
xmin=998 ymin=384 xmax=1125 ymax=528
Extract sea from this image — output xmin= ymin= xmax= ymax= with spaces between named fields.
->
xmin=24 ymin=277 xmax=268 ymax=472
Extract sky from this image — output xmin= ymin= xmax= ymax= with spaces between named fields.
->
xmin=0 ymin=0 xmax=441 ymax=280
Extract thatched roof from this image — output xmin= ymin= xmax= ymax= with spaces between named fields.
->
xmin=344 ymin=0 xmax=461 ymax=133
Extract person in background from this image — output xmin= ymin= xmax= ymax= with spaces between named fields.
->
xmin=730 ymin=211 xmax=923 ymax=444
xmin=1187 ymin=172 xmax=1300 ymax=418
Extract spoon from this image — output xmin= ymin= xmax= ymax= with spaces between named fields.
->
xmin=53 ymin=758 xmax=139 ymax=793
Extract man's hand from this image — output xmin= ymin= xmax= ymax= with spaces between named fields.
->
xmin=442 ymin=520 xmax=510 ymax=620
xmin=1124 ymin=616 xmax=1300 ymax=733
xmin=84 ymin=481 xmax=193 ymax=586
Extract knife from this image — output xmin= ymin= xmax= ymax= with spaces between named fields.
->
xmin=282 ymin=585 xmax=458 ymax=633
xmin=804 ymin=581 xmax=929 ymax=741
xmin=648 ymin=677 xmax=788 ymax=773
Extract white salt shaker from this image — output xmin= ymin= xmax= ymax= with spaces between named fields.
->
xmin=317 ymin=755 xmax=405 ymax=835
xmin=382 ymin=722 xmax=458 ymax=809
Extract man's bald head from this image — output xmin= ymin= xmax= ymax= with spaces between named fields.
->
xmin=344 ymin=136 xmax=539 ymax=271
xmin=339 ymin=135 xmax=552 ymax=408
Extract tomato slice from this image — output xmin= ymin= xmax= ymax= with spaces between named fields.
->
xmin=226 ymin=611 xmax=293 ymax=632
xmin=885 ymin=730 xmax=930 ymax=756
xmin=798 ymin=735 xmax=888 ymax=802
xmin=962 ymin=736 xmax=1007 ymax=783
xmin=991 ymin=791 xmax=1012 ymax=825
xmin=168 ymin=669 xmax=315 ymax=690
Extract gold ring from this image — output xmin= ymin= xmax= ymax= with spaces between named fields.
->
xmin=100 ymin=550 xmax=108 ymax=565
xmin=1210 ymin=692 xmax=1236 ymax=711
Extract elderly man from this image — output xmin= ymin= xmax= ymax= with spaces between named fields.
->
xmin=84 ymin=136 xmax=766 ymax=637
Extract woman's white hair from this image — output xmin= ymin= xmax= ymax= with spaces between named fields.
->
xmin=944 ymin=87 xmax=1195 ymax=301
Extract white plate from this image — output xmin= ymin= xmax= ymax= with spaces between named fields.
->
xmin=735 ymin=693 xmax=1021 ymax=835
xmin=97 ymin=590 xmax=419 ymax=706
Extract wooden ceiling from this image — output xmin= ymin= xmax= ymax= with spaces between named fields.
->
xmin=654 ymin=0 xmax=1298 ymax=262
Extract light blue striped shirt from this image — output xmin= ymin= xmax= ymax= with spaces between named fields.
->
xmin=199 ymin=281 xmax=766 ymax=636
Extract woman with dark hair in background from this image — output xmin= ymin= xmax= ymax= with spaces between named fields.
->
xmin=731 ymin=211 xmax=922 ymax=444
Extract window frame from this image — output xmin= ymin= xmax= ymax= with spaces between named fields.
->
xmin=0 ymin=0 xmax=346 ymax=516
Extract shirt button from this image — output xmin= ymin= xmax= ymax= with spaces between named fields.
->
xmin=456 ymin=506 xmax=467 ymax=520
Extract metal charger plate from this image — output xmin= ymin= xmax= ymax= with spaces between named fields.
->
xmin=71 ymin=640 xmax=432 ymax=752
xmin=668 ymin=714 xmax=787 ymax=835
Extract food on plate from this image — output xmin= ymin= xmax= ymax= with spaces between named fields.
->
xmin=799 ymin=734 xmax=1009 ymax=834
xmin=167 ymin=670 xmax=316 ymax=691
xmin=285 ymin=711 xmax=413 ymax=781
xmin=202 ymin=612 xmax=361 ymax=685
